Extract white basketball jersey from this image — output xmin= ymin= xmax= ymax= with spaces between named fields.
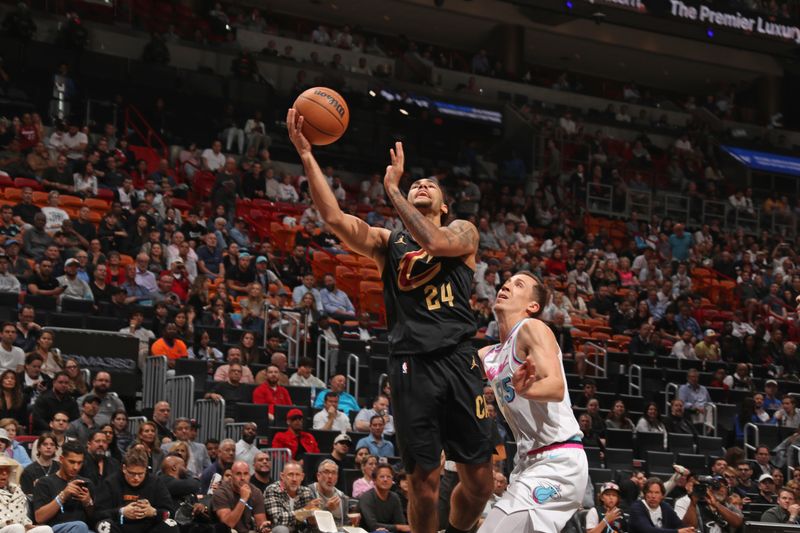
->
xmin=483 ymin=318 xmax=581 ymax=458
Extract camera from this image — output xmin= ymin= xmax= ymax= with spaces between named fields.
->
xmin=692 ymin=475 xmax=723 ymax=500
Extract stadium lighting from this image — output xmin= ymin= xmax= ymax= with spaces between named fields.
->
xmin=368 ymin=90 xmax=376 ymax=97
xmin=399 ymin=108 xmax=409 ymax=115
xmin=706 ymin=28 xmax=714 ymax=37
xmin=566 ymin=1 xmax=574 ymax=9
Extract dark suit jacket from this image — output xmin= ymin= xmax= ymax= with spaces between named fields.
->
xmin=629 ymin=499 xmax=684 ymax=533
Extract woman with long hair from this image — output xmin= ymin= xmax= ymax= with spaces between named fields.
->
xmin=111 ymin=410 xmax=134 ymax=456
xmin=148 ymin=242 xmax=167 ymax=274
xmin=635 ymin=401 xmax=667 ymax=438
xmin=168 ymin=440 xmax=191 ymax=467
xmin=29 ymin=330 xmax=64 ymax=378
xmin=20 ymin=433 xmax=59 ymax=495
xmin=20 ymin=353 xmax=49 ymax=409
xmin=173 ymin=307 xmax=194 ymax=343
xmin=0 ymin=370 xmax=26 ymax=426
xmin=63 ymin=358 xmax=88 ymax=397
xmin=136 ymin=421 xmax=164 ymax=471
xmin=564 ymin=282 xmax=588 ymax=317
xmin=240 ymin=282 xmax=266 ymax=333
xmin=295 ymin=292 xmax=319 ymax=346
xmin=187 ymin=274 xmax=211 ymax=320
xmin=189 ymin=330 xmax=224 ymax=362
xmin=354 ymin=446 xmax=370 ymax=467
xmin=352 ymin=455 xmax=378 ymax=498
xmin=237 ymin=330 xmax=263 ymax=366
xmin=605 ymin=400 xmax=635 ymax=430
xmin=99 ymin=423 xmax=122 ymax=462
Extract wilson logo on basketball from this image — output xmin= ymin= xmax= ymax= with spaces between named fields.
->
xmin=313 ymin=89 xmax=346 ymax=118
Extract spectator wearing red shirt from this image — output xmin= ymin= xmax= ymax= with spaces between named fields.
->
xmin=18 ymin=113 xmax=39 ymax=152
xmin=252 ymin=365 xmax=291 ymax=421
xmin=545 ymin=248 xmax=567 ymax=277
xmin=270 ymin=408 xmax=319 ymax=462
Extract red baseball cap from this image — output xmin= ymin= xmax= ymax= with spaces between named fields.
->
xmin=286 ymin=408 xmax=304 ymax=420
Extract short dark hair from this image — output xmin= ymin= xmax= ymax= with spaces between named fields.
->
xmin=325 ymin=392 xmax=340 ymax=400
xmin=206 ymin=438 xmax=220 ymax=446
xmin=25 ymin=352 xmax=44 ymax=365
xmin=61 ymin=440 xmax=85 ymax=457
xmin=53 ymin=371 xmax=70 ymax=381
xmin=298 ymin=357 xmax=314 ymax=368
xmin=372 ymin=463 xmax=394 ymax=480
xmin=370 ymin=415 xmax=384 ymax=425
xmin=88 ymin=429 xmax=106 ymax=443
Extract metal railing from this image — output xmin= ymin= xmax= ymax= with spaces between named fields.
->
xmin=744 ymin=422 xmax=759 ymax=459
xmin=628 ymin=364 xmax=642 ymax=396
xmin=346 ymin=353 xmax=360 ymax=400
xmin=664 ymin=382 xmax=679 ymax=415
xmin=586 ymin=183 xmax=614 ymax=217
xmin=127 ymin=416 xmax=147 ymax=437
xmin=143 ymin=356 xmax=167 ymax=409
xmin=316 ymin=335 xmax=331 ymax=382
xmin=277 ymin=309 xmax=309 ymax=368
xmin=165 ymin=375 xmax=195 ymax=423
xmin=225 ymin=422 xmax=248 ymax=442
xmin=789 ymin=444 xmax=800 ymax=476
xmin=705 ymin=403 xmax=718 ymax=437
xmin=583 ymin=341 xmax=607 ymax=379
xmin=195 ymin=399 xmax=226 ymax=443
xmin=663 ymin=194 xmax=690 ymax=227
xmin=263 ymin=448 xmax=292 ymax=482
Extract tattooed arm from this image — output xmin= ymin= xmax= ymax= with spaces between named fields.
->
xmin=383 ymin=142 xmax=478 ymax=259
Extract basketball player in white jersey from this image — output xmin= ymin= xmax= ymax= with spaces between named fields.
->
xmin=478 ymin=271 xmax=588 ymax=533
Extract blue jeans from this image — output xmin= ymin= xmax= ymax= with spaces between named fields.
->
xmin=52 ymin=522 xmax=90 ymax=533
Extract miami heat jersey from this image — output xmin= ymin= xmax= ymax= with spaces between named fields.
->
xmin=483 ymin=318 xmax=581 ymax=457
xmin=382 ymin=228 xmax=476 ymax=355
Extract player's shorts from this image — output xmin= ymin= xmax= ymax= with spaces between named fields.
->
xmin=389 ymin=341 xmax=493 ymax=472
xmin=479 ymin=440 xmax=588 ymax=533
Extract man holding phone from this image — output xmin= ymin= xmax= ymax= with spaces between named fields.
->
xmin=32 ymin=440 xmax=96 ymax=533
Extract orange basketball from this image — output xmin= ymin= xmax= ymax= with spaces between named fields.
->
xmin=293 ymin=87 xmax=350 ymax=145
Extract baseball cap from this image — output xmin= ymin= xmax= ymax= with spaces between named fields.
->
xmin=256 ymin=256 xmax=268 ymax=264
xmin=600 ymin=482 xmax=620 ymax=494
xmin=65 ymin=258 xmax=79 ymax=267
xmin=766 ymin=379 xmax=778 ymax=387
xmin=704 ymin=329 xmax=717 ymax=337
xmin=82 ymin=394 xmax=101 ymax=405
xmin=286 ymin=408 xmax=304 ymax=420
xmin=239 ymin=252 xmax=252 ymax=259
xmin=759 ymin=473 xmax=775 ymax=483
xmin=0 ymin=428 xmax=9 ymax=443
xmin=334 ymin=433 xmax=352 ymax=444
xmin=171 ymin=258 xmax=184 ymax=266
xmin=3 ymin=239 xmax=18 ymax=248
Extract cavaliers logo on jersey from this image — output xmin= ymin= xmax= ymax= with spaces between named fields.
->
xmin=397 ymin=249 xmax=441 ymax=291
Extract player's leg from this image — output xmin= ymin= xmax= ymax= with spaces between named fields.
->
xmin=390 ymin=353 xmax=447 ymax=533
xmin=450 ymin=462 xmax=494 ymax=530
xmin=408 ymin=463 xmax=444 ymax=533
xmin=443 ymin=344 xmax=495 ymax=532
xmin=479 ymin=508 xmax=535 ymax=533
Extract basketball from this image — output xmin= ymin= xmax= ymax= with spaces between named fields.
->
xmin=292 ymin=87 xmax=350 ymax=145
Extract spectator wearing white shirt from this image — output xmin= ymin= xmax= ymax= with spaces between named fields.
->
xmin=674 ymin=133 xmax=693 ymax=154
xmin=515 ymin=221 xmax=534 ymax=245
xmin=62 ymin=124 xmax=88 ymax=160
xmin=276 ymin=174 xmax=298 ymax=203
xmin=288 ymin=357 xmax=326 ymax=388
xmin=201 ymin=140 xmax=226 ymax=172
xmin=312 ymin=392 xmax=351 ymax=432
xmin=671 ymin=331 xmax=697 ymax=359
xmin=244 ymin=111 xmax=268 ymax=152
xmin=351 ymin=58 xmax=372 ymax=75
xmin=0 ymin=253 xmax=20 ymax=293
xmin=615 ymin=105 xmax=632 ymax=123
xmin=559 ymin=112 xmax=577 ymax=136
xmin=728 ymin=190 xmax=754 ymax=214
xmin=354 ymin=395 xmax=395 ymax=435
xmin=311 ymin=25 xmax=331 ymax=45
xmin=73 ymin=163 xmax=98 ymax=198
xmin=567 ymin=258 xmax=595 ymax=295
xmin=731 ymin=310 xmax=756 ymax=338
xmin=40 ymin=191 xmax=69 ymax=234
xmin=474 ymin=271 xmax=497 ymax=302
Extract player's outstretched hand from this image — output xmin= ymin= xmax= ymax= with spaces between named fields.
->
xmin=383 ymin=141 xmax=404 ymax=190
xmin=286 ymin=108 xmax=311 ymax=156
xmin=511 ymin=360 xmax=537 ymax=397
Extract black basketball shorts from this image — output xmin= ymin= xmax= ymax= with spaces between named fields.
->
xmin=388 ymin=341 xmax=494 ymax=472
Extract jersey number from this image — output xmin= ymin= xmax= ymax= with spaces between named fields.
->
xmin=424 ymin=283 xmax=454 ymax=311
xmin=500 ymin=377 xmax=516 ymax=404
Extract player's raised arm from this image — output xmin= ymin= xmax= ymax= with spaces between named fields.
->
xmin=511 ymin=319 xmax=566 ymax=402
xmin=383 ymin=142 xmax=478 ymax=258
xmin=287 ymin=109 xmax=389 ymax=264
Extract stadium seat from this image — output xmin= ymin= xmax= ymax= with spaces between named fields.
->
xmin=14 ymin=178 xmax=41 ymax=191
xmin=696 ymin=436 xmax=724 ymax=456
xmin=311 ymin=253 xmax=336 ymax=280
xmin=234 ymin=403 xmax=269 ymax=435
xmin=175 ymin=358 xmax=210 ymax=394
xmin=285 ymin=386 xmax=312 ymax=406
xmin=646 ymin=450 xmax=674 ymax=475
xmin=588 ymin=468 xmax=614 ymax=484
xmin=24 ymin=294 xmax=57 ymax=311
xmin=605 ymin=429 xmax=634 ymax=450
xmin=679 ymin=454 xmax=707 ymax=473
xmin=604 ymin=448 xmax=634 ymax=471
xmin=48 ymin=312 xmax=86 ymax=329
xmin=62 ymin=298 xmax=96 ymax=314
xmin=667 ymin=433 xmax=696 ymax=454
xmin=635 ymin=431 xmax=666 ymax=455
xmin=584 ymin=447 xmax=603 ymax=469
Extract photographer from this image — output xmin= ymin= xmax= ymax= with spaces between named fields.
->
xmin=586 ymin=482 xmax=628 ymax=533
xmin=676 ymin=474 xmax=742 ymax=533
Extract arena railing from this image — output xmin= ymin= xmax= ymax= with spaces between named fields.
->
xmin=789 ymin=443 xmax=800 ymax=476
xmin=346 ymin=353 xmax=360 ymax=401
xmin=628 ymin=364 xmax=642 ymax=397
xmin=664 ymin=382 xmax=679 ymax=415
xmin=195 ymin=398 xmax=226 ymax=442
xmin=263 ymin=448 xmax=292 ymax=482
xmin=276 ymin=308 xmax=310 ymax=368
xmin=143 ymin=356 xmax=167 ymax=409
xmin=165 ymin=374 xmax=195 ymax=423
xmin=583 ymin=341 xmax=607 ymax=379
xmin=225 ymin=422 xmax=247 ymax=442
xmin=744 ymin=422 xmax=759 ymax=459
xmin=127 ymin=416 xmax=147 ymax=437
xmin=316 ymin=334 xmax=331 ymax=383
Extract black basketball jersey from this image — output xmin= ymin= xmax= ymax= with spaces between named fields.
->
xmin=382 ymin=228 xmax=476 ymax=355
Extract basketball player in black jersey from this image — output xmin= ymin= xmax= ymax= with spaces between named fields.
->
xmin=287 ymin=109 xmax=492 ymax=533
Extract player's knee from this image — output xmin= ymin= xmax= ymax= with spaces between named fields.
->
xmin=409 ymin=470 xmax=439 ymax=500
xmin=459 ymin=465 xmax=494 ymax=500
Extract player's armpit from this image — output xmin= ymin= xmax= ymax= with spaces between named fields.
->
xmin=328 ymin=215 xmax=390 ymax=268
xmin=516 ymin=319 xmax=566 ymax=402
